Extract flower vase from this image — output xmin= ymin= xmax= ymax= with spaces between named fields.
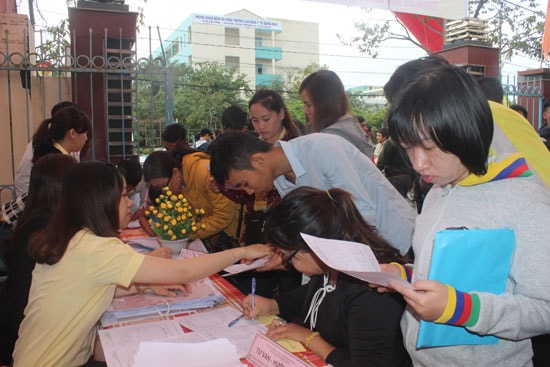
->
xmin=159 ymin=238 xmax=190 ymax=259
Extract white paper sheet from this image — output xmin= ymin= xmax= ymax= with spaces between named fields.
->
xmin=177 ymin=306 xmax=267 ymax=357
xmin=300 ymin=233 xmax=413 ymax=289
xmin=132 ymin=339 xmax=245 ymax=367
xmin=222 ymin=257 xmax=269 ymax=276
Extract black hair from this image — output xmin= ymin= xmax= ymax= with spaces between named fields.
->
xmin=209 ymin=131 xmax=272 ymax=186
xmin=200 ymin=128 xmax=212 ymax=137
xmin=265 ymin=186 xmax=406 ymax=264
xmin=387 ymin=65 xmax=493 ymax=176
xmin=117 ymin=159 xmax=143 ymax=187
xmin=50 ymin=101 xmax=77 ymax=116
xmin=142 ymin=150 xmax=180 ymax=183
xmin=162 ymin=123 xmax=187 ymax=143
xmin=29 ymin=161 xmax=124 ymax=265
xmin=299 ymin=70 xmax=350 ymax=130
xmin=477 ymin=76 xmax=503 ymax=103
xmin=384 ymin=55 xmax=450 ymax=103
xmin=221 ymin=105 xmax=248 ymax=131
xmin=248 ymin=89 xmax=302 ymax=140
xmin=32 ymin=106 xmax=91 ymax=162
xmin=509 ymin=104 xmax=528 ymax=119
xmin=377 ymin=127 xmax=389 ymax=138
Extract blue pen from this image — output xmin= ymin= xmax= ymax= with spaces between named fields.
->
xmin=251 ymin=277 xmax=256 ymax=310
xmin=227 ymin=314 xmax=244 ymax=327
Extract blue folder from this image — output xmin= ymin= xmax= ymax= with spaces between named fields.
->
xmin=416 ymin=228 xmax=515 ymax=348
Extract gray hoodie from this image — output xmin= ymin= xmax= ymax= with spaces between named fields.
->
xmin=403 ymin=177 xmax=550 ymax=367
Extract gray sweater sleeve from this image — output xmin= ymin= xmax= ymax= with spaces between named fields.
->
xmin=467 ymin=189 xmax=550 ymax=339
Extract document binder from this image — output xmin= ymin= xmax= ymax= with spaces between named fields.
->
xmin=417 ymin=228 xmax=515 ymax=348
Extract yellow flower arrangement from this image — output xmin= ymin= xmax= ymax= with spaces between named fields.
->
xmin=145 ymin=187 xmax=206 ymax=240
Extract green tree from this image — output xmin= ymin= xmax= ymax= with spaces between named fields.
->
xmin=135 ymin=61 xmax=251 ymax=148
xmin=340 ymin=1 xmax=545 ymax=60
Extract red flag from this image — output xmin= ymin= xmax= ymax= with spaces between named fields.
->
xmin=394 ymin=12 xmax=444 ymax=53
xmin=542 ymin=0 xmax=550 ymax=60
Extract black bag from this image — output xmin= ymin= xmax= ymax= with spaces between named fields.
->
xmin=243 ymin=210 xmax=268 ymax=245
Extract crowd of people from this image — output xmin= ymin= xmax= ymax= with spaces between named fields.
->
xmin=1 ymin=58 xmax=550 ymax=367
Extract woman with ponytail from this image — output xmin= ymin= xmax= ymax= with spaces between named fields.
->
xmin=240 ymin=186 xmax=411 ymax=367
xmin=31 ymin=105 xmax=91 ymax=162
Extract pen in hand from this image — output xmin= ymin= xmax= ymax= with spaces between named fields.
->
xmin=251 ymin=277 xmax=256 ymax=310
xmin=228 ymin=314 xmax=244 ymax=328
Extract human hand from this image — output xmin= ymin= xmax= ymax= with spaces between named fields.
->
xmin=370 ymin=263 xmax=401 ymax=293
xmin=148 ymin=247 xmax=172 ymax=259
xmin=241 ymin=294 xmax=278 ymax=319
xmin=149 ymin=284 xmax=191 ymax=297
xmin=138 ymin=210 xmax=156 ymax=237
xmin=255 ymin=249 xmax=286 ymax=271
xmin=389 ymin=279 xmax=448 ymax=321
xmin=265 ymin=321 xmax=312 ymax=345
xmin=239 ymin=244 xmax=273 ymax=264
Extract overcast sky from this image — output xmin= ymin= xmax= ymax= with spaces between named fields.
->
xmin=18 ymin=0 xmax=546 ymax=88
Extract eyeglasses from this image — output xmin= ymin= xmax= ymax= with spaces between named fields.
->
xmin=281 ymin=249 xmax=300 ymax=267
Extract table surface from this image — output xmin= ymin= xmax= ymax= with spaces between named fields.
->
xmin=114 ymin=228 xmax=326 ymax=367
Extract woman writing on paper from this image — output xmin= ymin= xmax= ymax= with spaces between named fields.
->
xmin=12 ymin=161 xmax=271 ymax=367
xmin=381 ymin=65 xmax=550 ymax=366
xmin=241 ymin=186 xmax=411 ymax=367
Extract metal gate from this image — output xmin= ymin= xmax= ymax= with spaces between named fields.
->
xmin=0 ymin=26 xmax=171 ymax=202
xmin=503 ymin=74 xmax=544 ymax=129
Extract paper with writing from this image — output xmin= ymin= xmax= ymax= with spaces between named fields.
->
xmin=300 ymin=233 xmax=413 ymax=289
xmin=178 ymin=306 xmax=267 ymax=357
xmin=99 ymin=320 xmax=188 ymax=367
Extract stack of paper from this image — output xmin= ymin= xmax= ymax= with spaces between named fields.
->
xmin=101 ymin=278 xmax=224 ymax=326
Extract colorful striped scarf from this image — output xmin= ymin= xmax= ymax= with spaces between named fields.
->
xmin=458 ymin=152 xmax=532 ymax=187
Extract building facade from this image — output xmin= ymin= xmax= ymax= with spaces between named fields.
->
xmin=154 ymin=9 xmax=319 ymax=88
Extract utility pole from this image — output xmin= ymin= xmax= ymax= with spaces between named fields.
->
xmin=27 ymin=0 xmax=35 ymax=25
